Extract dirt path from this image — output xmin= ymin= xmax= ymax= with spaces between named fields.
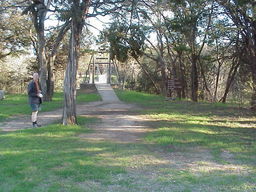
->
xmin=78 ymin=102 xmax=151 ymax=143
xmin=0 ymin=84 xmax=151 ymax=144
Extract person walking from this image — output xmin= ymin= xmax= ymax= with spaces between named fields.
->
xmin=28 ymin=73 xmax=43 ymax=128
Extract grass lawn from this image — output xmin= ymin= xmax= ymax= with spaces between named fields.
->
xmin=0 ymin=92 xmax=101 ymax=122
xmin=0 ymin=89 xmax=255 ymax=191
xmin=115 ymin=89 xmax=256 ymax=191
xmin=0 ymin=116 xmax=163 ymax=192
xmin=0 ymin=117 xmax=127 ymax=192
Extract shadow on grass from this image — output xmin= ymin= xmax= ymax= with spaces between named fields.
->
xmin=0 ymin=126 xmax=122 ymax=190
xmin=142 ymin=100 xmax=256 ymax=118
xmin=158 ymin=168 xmax=256 ymax=192
xmin=0 ymin=117 xmax=255 ymax=191
xmin=145 ymin=119 xmax=256 ymax=163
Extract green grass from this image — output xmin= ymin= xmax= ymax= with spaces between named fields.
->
xmin=115 ymin=89 xmax=252 ymax=116
xmin=116 ymin=90 xmax=256 ymax=153
xmin=77 ymin=92 xmax=101 ymax=103
xmin=0 ymin=117 xmax=127 ymax=192
xmin=0 ymin=92 xmax=101 ymax=122
xmin=1 ymin=89 xmax=255 ymax=191
xmin=0 ymin=116 xmax=171 ymax=192
xmin=115 ymin=89 xmax=256 ymax=191
xmin=115 ymin=89 xmax=165 ymax=107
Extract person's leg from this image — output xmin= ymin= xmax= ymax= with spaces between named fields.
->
xmin=31 ymin=111 xmax=38 ymax=127
xmin=30 ymin=104 xmax=40 ymax=127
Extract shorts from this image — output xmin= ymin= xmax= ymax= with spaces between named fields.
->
xmin=30 ymin=103 xmax=41 ymax=112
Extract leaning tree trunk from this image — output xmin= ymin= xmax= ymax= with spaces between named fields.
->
xmin=214 ymin=60 xmax=222 ymax=102
xmin=220 ymin=59 xmax=240 ymax=103
xmin=63 ymin=21 xmax=79 ymax=125
xmin=45 ymin=21 xmax=70 ymax=101
xmin=191 ymin=54 xmax=198 ymax=102
xmin=250 ymin=57 xmax=256 ymax=110
xmin=134 ymin=57 xmax=160 ymax=94
xmin=248 ymin=33 xmax=256 ymax=110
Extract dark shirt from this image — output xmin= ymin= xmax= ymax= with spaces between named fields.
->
xmin=28 ymin=81 xmax=42 ymax=104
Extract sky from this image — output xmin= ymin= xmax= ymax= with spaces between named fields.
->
xmin=45 ymin=11 xmax=158 ymax=50
xmin=46 ymin=14 xmax=111 ymax=49
xmin=87 ymin=15 xmax=111 ymax=36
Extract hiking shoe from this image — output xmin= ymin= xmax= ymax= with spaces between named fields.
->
xmin=32 ymin=123 xmax=41 ymax=128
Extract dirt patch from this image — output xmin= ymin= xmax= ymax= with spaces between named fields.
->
xmin=78 ymin=102 xmax=153 ymax=143
xmin=0 ymin=101 xmax=152 ymax=144
xmin=0 ymin=108 xmax=63 ymax=131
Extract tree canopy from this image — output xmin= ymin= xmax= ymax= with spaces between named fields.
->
xmin=0 ymin=0 xmax=256 ymax=123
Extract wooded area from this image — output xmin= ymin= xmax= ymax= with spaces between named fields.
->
xmin=0 ymin=0 xmax=255 ymax=124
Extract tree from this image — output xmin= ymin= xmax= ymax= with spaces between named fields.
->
xmin=138 ymin=0 xmax=171 ymax=97
xmin=19 ymin=0 xmax=72 ymax=101
xmin=62 ymin=0 xmax=90 ymax=125
xmin=216 ymin=0 xmax=256 ymax=110
xmin=22 ymin=0 xmax=52 ymax=99
xmin=0 ymin=1 xmax=31 ymax=60
xmin=168 ymin=0 xmax=215 ymax=101
xmin=45 ymin=21 xmax=71 ymax=101
xmin=61 ymin=0 xmax=126 ymax=125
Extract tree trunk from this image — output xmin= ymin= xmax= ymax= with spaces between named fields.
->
xmin=62 ymin=20 xmax=79 ymax=125
xmin=157 ymin=56 xmax=168 ymax=97
xmin=216 ymin=0 xmax=256 ymax=109
xmin=178 ymin=55 xmax=187 ymax=99
xmin=191 ymin=54 xmax=198 ymax=101
xmin=45 ymin=21 xmax=70 ymax=101
xmin=134 ymin=57 xmax=160 ymax=93
xmin=38 ymin=34 xmax=47 ymax=98
xmin=36 ymin=16 xmax=47 ymax=99
xmin=250 ymin=57 xmax=256 ymax=110
xmin=113 ymin=59 xmax=121 ymax=84
xmin=45 ymin=56 xmax=56 ymax=101
xmin=247 ymin=32 xmax=256 ymax=110
xmin=180 ymin=67 xmax=187 ymax=98
xmin=219 ymin=59 xmax=240 ymax=103
xmin=62 ymin=0 xmax=89 ymax=125
xmin=214 ymin=61 xmax=221 ymax=102
xmin=198 ymin=59 xmax=213 ymax=101
xmin=27 ymin=1 xmax=51 ymax=100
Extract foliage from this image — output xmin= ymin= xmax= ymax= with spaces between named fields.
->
xmin=102 ymin=21 xmax=147 ymax=62
xmin=0 ymin=1 xmax=46 ymax=95
xmin=0 ymin=55 xmax=34 ymax=93
xmin=0 ymin=1 xmax=32 ymax=60
xmin=100 ymin=0 xmax=254 ymax=105
xmin=0 ymin=0 xmax=256 ymax=108
xmin=104 ymin=22 xmax=130 ymax=62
